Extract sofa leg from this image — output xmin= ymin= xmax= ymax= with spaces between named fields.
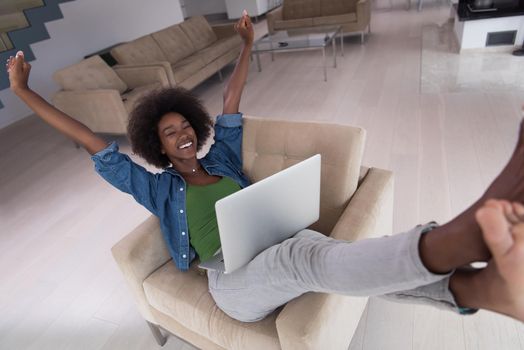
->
xmin=147 ymin=321 xmax=167 ymax=346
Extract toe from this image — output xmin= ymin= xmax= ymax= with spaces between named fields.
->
xmin=513 ymin=202 xmax=524 ymax=221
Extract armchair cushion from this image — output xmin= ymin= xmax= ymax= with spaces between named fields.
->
xmin=152 ymin=25 xmax=196 ymax=64
xmin=110 ymin=35 xmax=168 ymax=66
xmin=179 ymin=16 xmax=218 ymax=51
xmin=53 ymin=56 xmax=127 ymax=93
xmin=143 ymin=262 xmax=281 ymax=349
xmin=241 ymin=117 xmax=366 ymax=235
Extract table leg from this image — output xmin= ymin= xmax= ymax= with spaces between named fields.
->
xmin=323 ymin=47 xmax=327 ymax=82
xmin=341 ymin=29 xmax=344 ymax=57
xmin=332 ymin=38 xmax=337 ymax=68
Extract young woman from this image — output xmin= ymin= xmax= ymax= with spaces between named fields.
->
xmin=6 ymin=13 xmax=524 ymax=324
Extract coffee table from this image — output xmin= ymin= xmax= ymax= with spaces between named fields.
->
xmin=252 ymin=26 xmax=343 ymax=82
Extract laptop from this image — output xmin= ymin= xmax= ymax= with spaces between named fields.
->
xmin=198 ymin=154 xmax=321 ymax=274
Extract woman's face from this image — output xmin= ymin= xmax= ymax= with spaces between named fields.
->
xmin=157 ymin=112 xmax=198 ymax=162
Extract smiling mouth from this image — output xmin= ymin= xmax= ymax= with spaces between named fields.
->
xmin=178 ymin=141 xmax=193 ymax=150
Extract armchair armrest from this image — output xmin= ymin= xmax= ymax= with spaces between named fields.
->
xmin=212 ymin=23 xmax=237 ymax=40
xmin=113 ymin=64 xmax=170 ymax=89
xmin=266 ymin=6 xmax=283 ymax=35
xmin=331 ymin=167 xmax=394 ymax=241
xmin=111 ymin=215 xmax=171 ymax=323
xmin=275 ymin=167 xmax=394 ymax=350
xmin=356 ymin=0 xmax=371 ymax=26
xmin=52 ymin=89 xmax=129 ymax=134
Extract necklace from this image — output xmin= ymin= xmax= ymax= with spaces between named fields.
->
xmin=178 ymin=165 xmax=204 ymax=176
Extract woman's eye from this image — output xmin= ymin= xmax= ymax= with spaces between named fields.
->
xmin=183 ymin=125 xmax=190 ymax=129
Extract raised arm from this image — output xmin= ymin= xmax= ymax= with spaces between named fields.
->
xmin=222 ymin=10 xmax=254 ymax=115
xmin=6 ymin=51 xmax=107 ymax=155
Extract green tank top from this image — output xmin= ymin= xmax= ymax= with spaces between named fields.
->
xmin=186 ymin=176 xmax=241 ymax=262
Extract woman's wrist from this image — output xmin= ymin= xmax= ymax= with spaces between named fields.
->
xmin=12 ymin=85 xmax=31 ymax=96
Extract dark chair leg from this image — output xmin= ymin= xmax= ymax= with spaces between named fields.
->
xmin=147 ymin=321 xmax=167 ymax=346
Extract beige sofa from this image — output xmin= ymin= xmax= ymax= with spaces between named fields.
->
xmin=267 ymin=0 xmax=371 ymax=43
xmin=111 ymin=116 xmax=394 ymax=349
xmin=110 ymin=16 xmax=243 ymax=90
xmin=52 ymin=55 xmax=168 ymax=135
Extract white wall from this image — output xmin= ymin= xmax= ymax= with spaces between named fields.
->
xmin=0 ymin=0 xmax=184 ymax=129
xmin=183 ymin=0 xmax=227 ymax=17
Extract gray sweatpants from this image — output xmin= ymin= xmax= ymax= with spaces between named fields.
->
xmin=207 ymin=224 xmax=468 ymax=322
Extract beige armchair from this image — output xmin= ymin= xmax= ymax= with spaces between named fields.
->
xmin=267 ymin=0 xmax=371 ymax=43
xmin=111 ymin=116 xmax=394 ymax=349
xmin=52 ymin=55 xmax=169 ymax=135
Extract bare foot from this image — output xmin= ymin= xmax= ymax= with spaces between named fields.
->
xmin=452 ymin=199 xmax=524 ymax=321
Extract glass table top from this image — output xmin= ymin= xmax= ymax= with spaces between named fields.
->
xmin=253 ymin=26 xmax=341 ymax=52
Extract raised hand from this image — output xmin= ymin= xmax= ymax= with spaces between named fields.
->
xmin=234 ymin=10 xmax=254 ymax=45
xmin=6 ymin=50 xmax=107 ymax=154
xmin=6 ymin=51 xmax=31 ymax=93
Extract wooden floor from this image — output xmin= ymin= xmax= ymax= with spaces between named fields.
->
xmin=1 ymin=3 xmax=524 ymax=350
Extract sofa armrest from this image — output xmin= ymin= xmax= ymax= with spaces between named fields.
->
xmin=275 ymin=167 xmax=394 ymax=350
xmin=111 ymin=215 xmax=171 ymax=323
xmin=356 ymin=0 xmax=371 ymax=27
xmin=212 ymin=23 xmax=237 ymax=40
xmin=113 ymin=64 xmax=170 ymax=89
xmin=52 ymin=89 xmax=129 ymax=134
xmin=266 ymin=6 xmax=283 ymax=35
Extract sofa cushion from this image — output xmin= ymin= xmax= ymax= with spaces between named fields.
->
xmin=321 ymin=0 xmax=357 ymax=16
xmin=171 ymin=56 xmax=207 ymax=83
xmin=283 ymin=0 xmax=321 ymax=20
xmin=312 ymin=13 xmax=357 ymax=26
xmin=152 ymin=24 xmax=196 ymax=64
xmin=274 ymin=17 xmax=314 ymax=30
xmin=195 ymin=35 xmax=242 ymax=65
xmin=110 ymin=35 xmax=168 ymax=65
xmin=122 ymin=83 xmax=161 ymax=114
xmin=143 ymin=262 xmax=281 ymax=350
xmin=53 ymin=56 xmax=127 ymax=93
xmin=179 ymin=16 xmax=218 ymax=51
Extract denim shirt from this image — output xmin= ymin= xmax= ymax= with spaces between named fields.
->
xmin=91 ymin=113 xmax=251 ymax=271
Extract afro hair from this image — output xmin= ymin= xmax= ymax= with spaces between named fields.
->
xmin=127 ymin=87 xmax=213 ymax=168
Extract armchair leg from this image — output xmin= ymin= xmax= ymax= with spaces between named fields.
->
xmin=361 ymin=32 xmax=364 ymax=44
xmin=147 ymin=321 xmax=167 ymax=346
xmin=218 ymin=69 xmax=223 ymax=82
